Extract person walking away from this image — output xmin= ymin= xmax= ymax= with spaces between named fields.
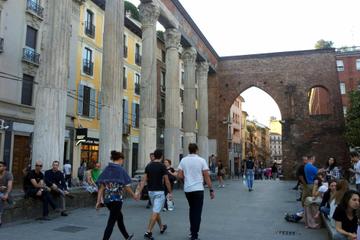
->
xmin=217 ymin=161 xmax=225 ymax=188
xmin=64 ymin=160 xmax=72 ymax=188
xmin=45 ymin=161 xmax=74 ymax=216
xmin=332 ymin=190 xmax=359 ymax=240
xmin=349 ymin=152 xmax=360 ymax=192
xmin=136 ymin=149 xmax=172 ymax=240
xmin=177 ymin=143 xmax=215 ymax=240
xmin=26 ymin=160 xmax=57 ymax=220
xmin=271 ymin=163 xmax=278 ymax=180
xmin=244 ymin=156 xmax=255 ymax=191
xmin=0 ymin=161 xmax=13 ymax=227
xmin=163 ymin=159 xmax=177 ymax=211
xmin=145 ymin=153 xmax=155 ymax=209
xmin=96 ymin=151 xmax=136 ymax=240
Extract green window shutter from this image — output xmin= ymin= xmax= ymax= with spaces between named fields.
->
xmin=78 ymin=84 xmax=83 ymax=115
xmin=89 ymin=88 xmax=96 ymax=118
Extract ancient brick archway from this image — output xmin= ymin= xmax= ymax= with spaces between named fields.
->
xmin=208 ymin=49 xmax=348 ymax=178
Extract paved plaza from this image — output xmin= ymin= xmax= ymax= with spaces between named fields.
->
xmin=0 ymin=180 xmax=327 ymax=240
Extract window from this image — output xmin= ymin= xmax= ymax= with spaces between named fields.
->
xmin=343 ymin=106 xmax=347 ymax=116
xmin=160 ymin=98 xmax=165 ymax=113
xmin=181 ymin=112 xmax=184 ymax=129
xmin=123 ymin=67 xmax=127 ymax=89
xmin=134 ymin=73 xmax=140 ymax=95
xmin=180 ymin=89 xmax=184 ymax=103
xmin=123 ymin=34 xmax=128 ymax=58
xmin=78 ymin=84 xmax=96 ymax=118
xmin=308 ymin=86 xmax=332 ymax=115
xmin=132 ymin=103 xmax=139 ymax=128
xmin=85 ymin=10 xmax=95 ymax=38
xmin=181 ymin=71 xmax=184 ymax=85
xmin=21 ymin=74 xmax=34 ymax=105
xmin=23 ymin=26 xmax=39 ymax=64
xmin=160 ymin=71 xmax=165 ymax=92
xmin=340 ymin=82 xmax=346 ymax=95
xmin=336 ymin=60 xmax=344 ymax=72
xmin=135 ymin=43 xmax=141 ymax=65
xmin=122 ymin=99 xmax=127 ymax=124
xmin=26 ymin=0 xmax=44 ymax=18
xmin=83 ymin=47 xmax=93 ymax=76
xmin=356 ymin=59 xmax=360 ymax=71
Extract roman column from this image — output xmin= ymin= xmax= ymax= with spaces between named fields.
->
xmin=137 ymin=1 xmax=160 ymax=171
xmin=99 ymin=0 xmax=124 ymax=166
xmin=164 ymin=28 xmax=181 ymax=166
xmin=32 ymin=0 xmax=72 ymax=170
xmin=197 ymin=61 xmax=209 ymax=160
xmin=181 ymin=47 xmax=197 ymax=156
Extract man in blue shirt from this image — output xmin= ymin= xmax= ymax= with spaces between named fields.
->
xmin=304 ymin=156 xmax=318 ymax=184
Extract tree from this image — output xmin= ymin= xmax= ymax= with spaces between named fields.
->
xmin=124 ymin=1 xmax=140 ymax=21
xmin=345 ymin=91 xmax=360 ymax=147
xmin=314 ymin=39 xmax=334 ymax=49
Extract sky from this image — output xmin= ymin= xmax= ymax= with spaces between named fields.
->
xmin=126 ymin=0 xmax=359 ymax=126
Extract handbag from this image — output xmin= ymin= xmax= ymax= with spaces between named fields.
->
xmin=140 ymin=185 xmax=149 ymax=200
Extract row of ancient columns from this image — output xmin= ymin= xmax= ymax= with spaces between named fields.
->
xmin=31 ymin=0 xmax=209 ymax=171
xmin=138 ymin=1 xmax=210 ymax=170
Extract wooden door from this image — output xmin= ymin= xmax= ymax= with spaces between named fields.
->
xmin=12 ymin=135 xmax=30 ymax=185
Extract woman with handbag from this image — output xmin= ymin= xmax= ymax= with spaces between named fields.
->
xmin=217 ymin=161 xmax=225 ymax=188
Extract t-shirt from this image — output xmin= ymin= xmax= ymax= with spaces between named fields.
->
xmin=245 ymin=160 xmax=255 ymax=170
xmin=178 ymin=154 xmax=209 ymax=193
xmin=304 ymin=163 xmax=318 ymax=184
xmin=63 ymin=164 xmax=72 ymax=175
xmin=333 ymin=206 xmax=357 ymax=234
xmin=0 ymin=171 xmax=13 ymax=192
xmin=29 ymin=170 xmax=44 ymax=188
xmin=354 ymin=161 xmax=360 ymax=184
xmin=145 ymin=161 xmax=167 ymax=191
xmin=166 ymin=167 xmax=176 ymax=184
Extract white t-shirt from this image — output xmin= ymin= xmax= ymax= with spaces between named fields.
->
xmin=178 ymin=154 xmax=209 ymax=193
xmin=355 ymin=161 xmax=360 ymax=184
xmin=64 ymin=163 xmax=72 ymax=175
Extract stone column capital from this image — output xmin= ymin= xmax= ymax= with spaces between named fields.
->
xmin=139 ymin=2 xmax=160 ymax=27
xmin=196 ymin=61 xmax=209 ymax=75
xmin=165 ymin=28 xmax=181 ymax=50
xmin=181 ymin=47 xmax=197 ymax=65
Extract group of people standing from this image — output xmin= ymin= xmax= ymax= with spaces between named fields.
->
xmin=95 ymin=143 xmax=215 ymax=240
xmin=289 ymin=153 xmax=360 ymax=240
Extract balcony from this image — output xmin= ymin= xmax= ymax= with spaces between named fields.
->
xmin=122 ymin=123 xmax=130 ymax=135
xmin=135 ymin=54 xmax=141 ymax=66
xmin=83 ymin=59 xmax=93 ymax=76
xmin=84 ymin=21 xmax=95 ymax=38
xmin=134 ymin=83 xmax=140 ymax=95
xmin=22 ymin=48 xmax=40 ymax=65
xmin=0 ymin=38 xmax=3 ymax=53
xmin=26 ymin=0 xmax=44 ymax=19
xmin=124 ymin=46 xmax=128 ymax=58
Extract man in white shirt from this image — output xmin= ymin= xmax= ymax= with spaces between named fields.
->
xmin=63 ymin=161 xmax=72 ymax=188
xmin=349 ymin=152 xmax=360 ymax=191
xmin=178 ymin=143 xmax=215 ymax=240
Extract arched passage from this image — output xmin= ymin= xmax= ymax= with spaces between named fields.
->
xmin=208 ymin=49 xmax=348 ymax=178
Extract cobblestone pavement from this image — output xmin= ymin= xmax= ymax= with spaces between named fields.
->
xmin=0 ymin=179 xmax=327 ymax=240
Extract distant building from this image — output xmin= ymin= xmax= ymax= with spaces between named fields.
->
xmin=245 ymin=119 xmax=270 ymax=166
xmin=269 ymin=117 xmax=283 ymax=164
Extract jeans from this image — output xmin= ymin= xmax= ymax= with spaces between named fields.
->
xmin=103 ymin=201 xmax=129 ymax=240
xmin=246 ymin=169 xmax=254 ymax=190
xmin=319 ymin=206 xmax=330 ymax=217
xmin=28 ymin=188 xmax=57 ymax=216
xmin=149 ymin=191 xmax=165 ymax=213
xmin=185 ymin=191 xmax=204 ymax=239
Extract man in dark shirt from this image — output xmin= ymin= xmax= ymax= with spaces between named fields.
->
xmin=45 ymin=160 xmax=73 ymax=216
xmin=27 ymin=160 xmax=57 ymax=220
xmin=297 ymin=156 xmax=309 ymax=206
xmin=136 ymin=149 xmax=172 ymax=240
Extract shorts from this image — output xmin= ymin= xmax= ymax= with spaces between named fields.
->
xmin=148 ymin=191 xmax=165 ymax=213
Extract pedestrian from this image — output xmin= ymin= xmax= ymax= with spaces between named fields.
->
xmin=296 ymin=156 xmax=308 ymax=203
xmin=348 ymin=152 xmax=360 ymax=192
xmin=0 ymin=161 xmax=13 ymax=227
xmin=271 ymin=162 xmax=278 ymax=180
xmin=77 ymin=161 xmax=86 ymax=185
xmin=244 ymin=156 xmax=255 ymax=191
xmin=64 ymin=160 xmax=72 ymax=188
xmin=146 ymin=152 xmax=155 ymax=209
xmin=163 ymin=159 xmax=177 ymax=211
xmin=84 ymin=162 xmax=101 ymax=193
xmin=325 ymin=157 xmax=341 ymax=181
xmin=217 ymin=160 xmax=225 ymax=188
xmin=177 ymin=143 xmax=215 ymax=240
xmin=136 ymin=149 xmax=172 ymax=240
xmin=96 ymin=150 xmax=136 ymax=240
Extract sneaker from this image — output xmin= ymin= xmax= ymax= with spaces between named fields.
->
xmin=160 ymin=224 xmax=167 ymax=234
xmin=61 ymin=211 xmax=68 ymax=216
xmin=127 ymin=234 xmax=134 ymax=240
xmin=144 ymin=232 xmax=154 ymax=240
xmin=162 ymin=208 xmax=167 ymax=212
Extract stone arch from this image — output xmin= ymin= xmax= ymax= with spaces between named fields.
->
xmin=208 ymin=49 xmax=348 ymax=178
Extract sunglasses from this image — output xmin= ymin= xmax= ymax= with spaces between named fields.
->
xmin=35 ymin=165 xmax=43 ymax=167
